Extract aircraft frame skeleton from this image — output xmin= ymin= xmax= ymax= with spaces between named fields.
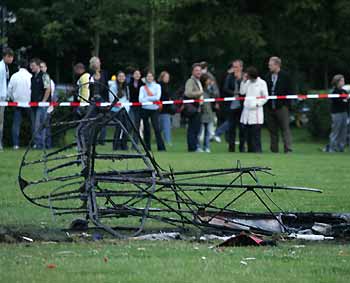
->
xmin=18 ymin=82 xmax=322 ymax=238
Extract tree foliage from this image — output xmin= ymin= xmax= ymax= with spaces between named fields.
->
xmin=3 ymin=0 xmax=350 ymax=89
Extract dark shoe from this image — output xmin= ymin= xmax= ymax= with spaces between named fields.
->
xmin=228 ymin=144 xmax=235 ymax=152
xmin=284 ymin=148 xmax=293 ymax=153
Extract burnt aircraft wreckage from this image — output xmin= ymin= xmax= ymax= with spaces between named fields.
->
xmin=18 ymin=82 xmax=350 ymax=239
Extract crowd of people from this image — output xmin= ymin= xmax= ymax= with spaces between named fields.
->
xmin=0 ymin=46 xmax=349 ymax=153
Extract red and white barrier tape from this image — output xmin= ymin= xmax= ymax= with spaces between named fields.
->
xmin=0 ymin=94 xmax=349 ymax=108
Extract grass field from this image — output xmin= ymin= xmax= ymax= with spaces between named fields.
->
xmin=0 ymin=127 xmax=350 ymax=283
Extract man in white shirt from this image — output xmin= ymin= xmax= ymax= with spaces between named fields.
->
xmin=0 ymin=48 xmax=14 ymax=151
xmin=7 ymin=60 xmax=32 ymax=149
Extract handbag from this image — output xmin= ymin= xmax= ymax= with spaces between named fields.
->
xmin=183 ymin=99 xmax=199 ymax=118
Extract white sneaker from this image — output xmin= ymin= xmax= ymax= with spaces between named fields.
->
xmin=13 ymin=145 xmax=20 ymax=150
xmin=0 ymin=145 xmax=3 ymax=152
xmin=213 ymin=136 xmax=221 ymax=143
xmin=204 ymin=148 xmax=211 ymax=153
xmin=195 ymin=148 xmax=203 ymax=153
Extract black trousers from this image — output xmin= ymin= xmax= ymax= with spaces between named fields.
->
xmin=242 ymin=124 xmax=262 ymax=153
xmin=187 ymin=112 xmax=201 ymax=152
xmin=113 ymin=111 xmax=129 ymax=151
xmin=140 ymin=109 xmax=166 ymax=151
xmin=228 ymin=109 xmax=246 ymax=152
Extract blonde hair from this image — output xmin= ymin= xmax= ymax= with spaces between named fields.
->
xmin=158 ymin=71 xmax=170 ymax=82
xmin=269 ymin=56 xmax=282 ymax=66
xmin=89 ymin=56 xmax=100 ymax=71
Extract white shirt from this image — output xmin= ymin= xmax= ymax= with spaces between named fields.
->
xmin=7 ymin=68 xmax=32 ymax=107
xmin=50 ymin=79 xmax=56 ymax=101
xmin=0 ymin=59 xmax=9 ymax=101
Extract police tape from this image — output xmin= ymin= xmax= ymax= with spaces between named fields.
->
xmin=0 ymin=93 xmax=349 ymax=108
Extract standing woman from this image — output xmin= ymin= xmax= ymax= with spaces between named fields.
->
xmin=158 ymin=71 xmax=174 ymax=146
xmin=128 ymin=69 xmax=144 ymax=140
xmin=139 ymin=71 xmax=166 ymax=151
xmin=199 ymin=74 xmax=217 ymax=152
xmin=325 ymin=74 xmax=349 ymax=152
xmin=112 ymin=71 xmax=130 ymax=150
xmin=89 ymin=56 xmax=109 ymax=144
xmin=239 ymin=67 xmax=268 ymax=152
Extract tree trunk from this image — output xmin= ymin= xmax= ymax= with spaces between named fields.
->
xmin=148 ymin=6 xmax=155 ymax=74
xmin=93 ymin=31 xmax=100 ymax=57
xmin=55 ymin=48 xmax=60 ymax=83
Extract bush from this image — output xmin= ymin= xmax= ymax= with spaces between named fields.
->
xmin=306 ymin=99 xmax=331 ymax=139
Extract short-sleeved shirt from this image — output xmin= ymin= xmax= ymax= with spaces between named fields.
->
xmin=77 ymin=73 xmax=90 ymax=101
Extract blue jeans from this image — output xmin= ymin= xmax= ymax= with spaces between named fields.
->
xmin=215 ymin=120 xmax=230 ymax=137
xmin=159 ymin=113 xmax=172 ymax=144
xmin=12 ymin=107 xmax=32 ymax=146
xmin=32 ymin=107 xmax=49 ymax=149
xmin=201 ymin=122 xmax=211 ymax=150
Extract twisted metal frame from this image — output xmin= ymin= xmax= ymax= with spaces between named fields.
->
xmin=18 ymin=82 xmax=322 ymax=238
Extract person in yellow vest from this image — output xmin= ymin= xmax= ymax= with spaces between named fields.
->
xmin=74 ymin=63 xmax=90 ymax=101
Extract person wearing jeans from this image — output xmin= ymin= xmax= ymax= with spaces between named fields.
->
xmin=158 ymin=71 xmax=173 ymax=146
xmin=29 ymin=58 xmax=51 ymax=149
xmin=7 ymin=59 xmax=32 ymax=149
xmin=325 ymin=74 xmax=349 ymax=152
xmin=199 ymin=73 xmax=217 ymax=152
xmin=222 ymin=60 xmax=245 ymax=152
xmin=139 ymin=71 xmax=166 ymax=151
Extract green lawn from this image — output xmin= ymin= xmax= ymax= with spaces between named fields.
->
xmin=0 ymin=127 xmax=350 ymax=283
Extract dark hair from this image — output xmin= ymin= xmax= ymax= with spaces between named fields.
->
xmin=133 ymin=69 xmax=141 ymax=75
xmin=200 ymin=73 xmax=211 ymax=87
xmin=145 ymin=70 xmax=155 ymax=77
xmin=2 ymin=47 xmax=14 ymax=57
xmin=74 ymin=62 xmax=86 ymax=71
xmin=246 ymin=66 xmax=259 ymax=79
xmin=18 ymin=59 xmax=28 ymax=68
xmin=116 ymin=71 xmax=127 ymax=89
xmin=331 ymin=74 xmax=344 ymax=87
xmin=191 ymin=63 xmax=202 ymax=70
xmin=30 ymin=58 xmax=41 ymax=66
xmin=200 ymin=61 xmax=208 ymax=69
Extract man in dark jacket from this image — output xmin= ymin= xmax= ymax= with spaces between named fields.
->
xmin=222 ymin=59 xmax=245 ymax=152
xmin=264 ymin=57 xmax=293 ymax=153
xmin=30 ymin=58 xmax=51 ymax=149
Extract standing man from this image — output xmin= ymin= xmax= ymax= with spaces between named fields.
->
xmin=7 ymin=59 xmax=32 ymax=149
xmin=40 ymin=60 xmax=54 ymax=148
xmin=0 ymin=47 xmax=14 ymax=151
xmin=74 ymin=63 xmax=90 ymax=102
xmin=265 ymin=57 xmax=293 ymax=153
xmin=223 ymin=59 xmax=245 ymax=152
xmin=184 ymin=63 xmax=204 ymax=152
xmin=30 ymin=58 xmax=51 ymax=149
